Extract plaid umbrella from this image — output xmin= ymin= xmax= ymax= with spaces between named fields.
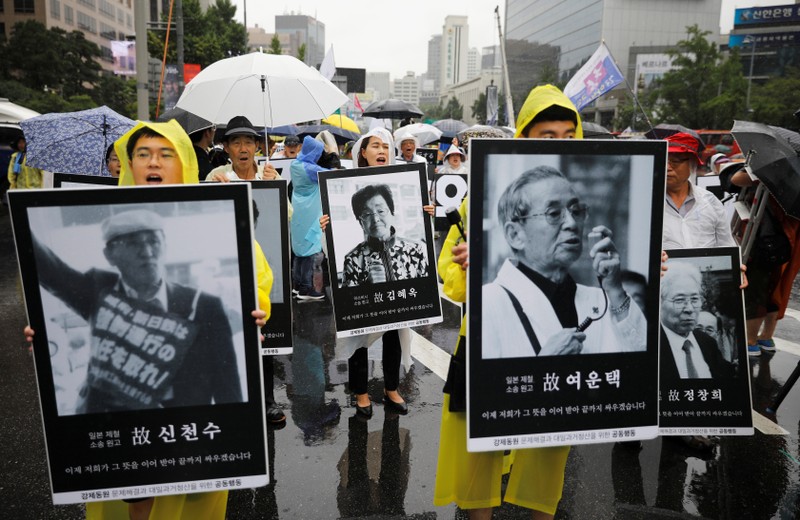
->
xmin=21 ymin=106 xmax=136 ymax=176
xmin=457 ymin=125 xmax=508 ymax=149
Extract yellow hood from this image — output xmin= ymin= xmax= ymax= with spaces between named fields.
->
xmin=115 ymin=120 xmax=199 ymax=185
xmin=514 ymin=84 xmax=583 ymax=139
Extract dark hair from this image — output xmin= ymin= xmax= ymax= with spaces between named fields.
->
xmin=357 ymin=136 xmax=379 ymax=167
xmin=126 ymin=127 xmax=168 ymax=159
xmin=189 ymin=128 xmax=208 ymax=144
xmin=105 ymin=143 xmax=116 ymax=163
xmin=521 ymin=105 xmax=577 ymax=137
xmin=351 ymin=184 xmax=395 ymax=219
xmin=252 ymin=199 xmax=259 ymax=228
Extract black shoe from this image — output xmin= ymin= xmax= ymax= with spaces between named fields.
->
xmin=356 ymin=403 xmax=373 ymax=419
xmin=266 ymin=404 xmax=286 ymax=424
xmin=382 ymin=394 xmax=408 ymax=415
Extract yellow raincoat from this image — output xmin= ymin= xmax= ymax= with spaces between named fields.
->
xmin=434 ymin=85 xmax=580 ymax=514
xmin=7 ymin=150 xmax=43 ymax=189
xmin=88 ymin=120 xmax=266 ymax=520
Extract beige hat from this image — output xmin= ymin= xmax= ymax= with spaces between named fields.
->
xmin=102 ymin=210 xmax=164 ymax=243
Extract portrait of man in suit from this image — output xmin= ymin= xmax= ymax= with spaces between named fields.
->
xmin=660 ymin=261 xmax=735 ymax=380
xmin=34 ymin=209 xmax=242 ymax=414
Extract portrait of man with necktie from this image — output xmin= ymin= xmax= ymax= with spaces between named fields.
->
xmin=659 ymin=261 xmax=735 ymax=380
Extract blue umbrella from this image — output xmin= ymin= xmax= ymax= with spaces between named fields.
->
xmin=21 ymin=106 xmax=136 ymax=176
xmin=266 ymin=124 xmax=301 ymax=136
xmin=297 ymin=124 xmax=360 ymax=145
xmin=433 ymin=118 xmax=468 ymax=139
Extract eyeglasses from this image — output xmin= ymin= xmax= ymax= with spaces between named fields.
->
xmin=515 ymin=203 xmax=589 ymax=226
xmin=132 ymin=149 xmax=178 ymax=162
xmin=667 ymin=156 xmax=693 ymax=166
xmin=359 ymin=208 xmax=390 ymax=222
xmin=667 ymin=296 xmax=702 ymax=308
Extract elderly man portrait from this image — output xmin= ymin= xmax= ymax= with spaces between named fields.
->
xmin=660 ymin=262 xmax=735 ymax=380
xmin=32 ymin=209 xmax=242 ymax=414
xmin=482 ymin=165 xmax=647 ymax=359
xmin=341 ymin=183 xmax=428 ymax=287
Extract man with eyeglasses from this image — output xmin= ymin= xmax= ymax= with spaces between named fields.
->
xmin=660 ymin=262 xmax=734 ymax=380
xmin=481 ymin=165 xmax=647 ymax=359
xmin=341 ymin=183 xmax=428 ymax=286
xmin=662 ymin=132 xmax=735 ymax=249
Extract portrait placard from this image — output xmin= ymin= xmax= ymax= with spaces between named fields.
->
xmin=660 ymin=247 xmax=753 ymax=436
xmin=319 ymin=163 xmax=443 ymax=337
xmin=251 ymin=181 xmax=293 ymax=355
xmin=8 ymin=183 xmax=268 ymax=504
xmin=54 ymin=173 xmax=119 ymax=189
xmin=467 ymin=138 xmax=667 ymax=451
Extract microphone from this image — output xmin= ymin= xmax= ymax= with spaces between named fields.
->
xmin=445 ymin=206 xmax=467 ymax=241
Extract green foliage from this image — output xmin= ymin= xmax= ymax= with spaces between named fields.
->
xmin=471 ymin=92 xmax=506 ymax=125
xmin=651 ymin=25 xmax=747 ymax=129
xmin=91 ymin=75 xmax=137 ymax=118
xmin=148 ymin=0 xmax=246 ymax=68
xmin=749 ymin=68 xmax=800 ymax=129
xmin=297 ymin=43 xmax=306 ymax=63
xmin=421 ymin=97 xmax=464 ymax=121
xmin=268 ymin=35 xmax=282 ymax=55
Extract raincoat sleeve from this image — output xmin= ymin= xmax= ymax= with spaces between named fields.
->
xmin=7 ymin=152 xmax=17 ymax=190
xmin=437 ymin=199 xmax=467 ymax=304
xmin=254 ymin=240 xmax=273 ymax=322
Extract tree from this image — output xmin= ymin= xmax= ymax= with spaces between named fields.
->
xmin=297 ymin=43 xmax=306 ymax=63
xmin=443 ymin=96 xmax=464 ymax=120
xmin=91 ymin=75 xmax=137 ymax=118
xmin=268 ymin=35 xmax=282 ymax=55
xmin=750 ymin=67 xmax=800 ymax=128
xmin=148 ymin=0 xmax=246 ymax=67
xmin=651 ymin=25 xmax=747 ymax=129
xmin=470 ymin=91 xmax=506 ymax=125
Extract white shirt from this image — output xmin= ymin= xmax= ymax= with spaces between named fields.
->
xmin=663 ymin=183 xmax=736 ymax=249
xmin=663 ymin=326 xmax=712 ymax=379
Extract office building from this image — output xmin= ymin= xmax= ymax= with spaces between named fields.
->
xmin=441 ymin=15 xmax=469 ymax=89
xmin=467 ymin=47 xmax=480 ymax=79
xmin=425 ymin=34 xmax=442 ymax=92
xmin=275 ymin=13 xmax=325 ymax=67
xmin=1 ymin=0 xmax=135 ymax=73
xmin=366 ymin=71 xmax=391 ymax=101
xmin=392 ymin=72 xmax=420 ymax=105
xmin=505 ymin=0 xmax=722 ymax=125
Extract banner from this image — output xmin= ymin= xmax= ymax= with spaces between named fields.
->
xmin=563 ymin=42 xmax=624 ymax=111
xmin=486 ymin=84 xmax=499 ymax=126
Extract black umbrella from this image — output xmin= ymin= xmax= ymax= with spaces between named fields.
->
xmin=644 ymin=123 xmax=702 ymax=146
xmin=362 ymin=98 xmax=424 ymax=120
xmin=157 ymin=107 xmax=213 ymax=135
xmin=296 ymin=124 xmax=360 ymax=145
xmin=583 ymin=122 xmax=615 ymax=139
xmin=433 ymin=118 xmax=468 ymax=139
xmin=731 ymin=120 xmax=800 ymax=219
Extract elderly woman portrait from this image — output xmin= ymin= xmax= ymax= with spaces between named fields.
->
xmin=341 ymin=183 xmax=428 ymax=287
xmin=482 ymin=165 xmax=647 ymax=358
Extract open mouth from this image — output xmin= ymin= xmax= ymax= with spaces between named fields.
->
xmin=375 ymin=156 xmax=387 ymax=164
xmin=145 ymin=174 xmax=164 ymax=184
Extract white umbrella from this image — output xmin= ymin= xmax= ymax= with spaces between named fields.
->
xmin=176 ymin=52 xmax=349 ymax=128
xmin=393 ymin=123 xmax=443 ymax=146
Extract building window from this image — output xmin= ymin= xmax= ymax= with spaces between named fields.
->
xmin=117 ymin=7 xmax=124 ymax=23
xmin=50 ymin=0 xmax=61 ymax=19
xmin=77 ymin=11 xmax=96 ymax=33
xmin=14 ymin=0 xmax=35 ymax=13
xmin=99 ymin=0 xmax=114 ymax=19
xmin=77 ymin=0 xmax=95 ymax=9
xmin=100 ymin=22 xmax=115 ymax=40
xmin=64 ymin=5 xmax=73 ymax=24
xmin=101 ymin=45 xmax=113 ymax=63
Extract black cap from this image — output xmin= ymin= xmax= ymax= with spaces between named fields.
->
xmin=223 ymin=116 xmax=260 ymax=141
xmin=284 ymin=135 xmax=301 ymax=147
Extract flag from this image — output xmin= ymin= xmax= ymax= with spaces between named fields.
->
xmin=319 ymin=45 xmax=336 ymax=81
xmin=563 ymin=42 xmax=624 ymax=111
xmin=354 ymin=94 xmax=364 ymax=113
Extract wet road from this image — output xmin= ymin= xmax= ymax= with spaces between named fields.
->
xmin=1 ymin=206 xmax=799 ymax=519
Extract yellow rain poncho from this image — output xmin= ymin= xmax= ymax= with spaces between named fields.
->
xmin=514 ymin=84 xmax=583 ymax=139
xmin=87 ymin=120 xmax=233 ymax=520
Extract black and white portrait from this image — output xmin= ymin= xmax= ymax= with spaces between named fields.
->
xmin=661 ymin=255 xmax=739 ymax=380
xmin=326 ymin=173 xmax=429 ymax=289
xmin=478 ymin=152 xmax=656 ymax=359
xmin=29 ymin=200 xmax=248 ymax=416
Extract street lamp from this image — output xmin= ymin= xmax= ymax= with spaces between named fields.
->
xmin=744 ymin=35 xmax=757 ymax=113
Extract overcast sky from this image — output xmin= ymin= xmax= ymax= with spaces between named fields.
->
xmin=229 ymin=0 xmax=784 ymax=80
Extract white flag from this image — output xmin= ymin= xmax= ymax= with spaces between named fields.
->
xmin=319 ymin=45 xmax=336 ymax=81
xmin=563 ymin=42 xmax=624 ymax=111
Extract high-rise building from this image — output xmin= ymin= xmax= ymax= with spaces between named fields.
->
xmin=425 ymin=34 xmax=442 ymax=92
xmin=366 ymin=72 xmax=391 ymax=101
xmin=0 ymin=0 xmax=135 ymax=73
xmin=505 ymin=0 xmax=722 ymax=125
xmin=392 ymin=72 xmax=420 ymax=105
xmin=440 ymin=15 xmax=469 ymax=89
xmin=481 ymin=45 xmax=501 ymax=70
xmin=275 ymin=13 xmax=325 ymax=67
xmin=467 ymin=47 xmax=480 ymax=79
